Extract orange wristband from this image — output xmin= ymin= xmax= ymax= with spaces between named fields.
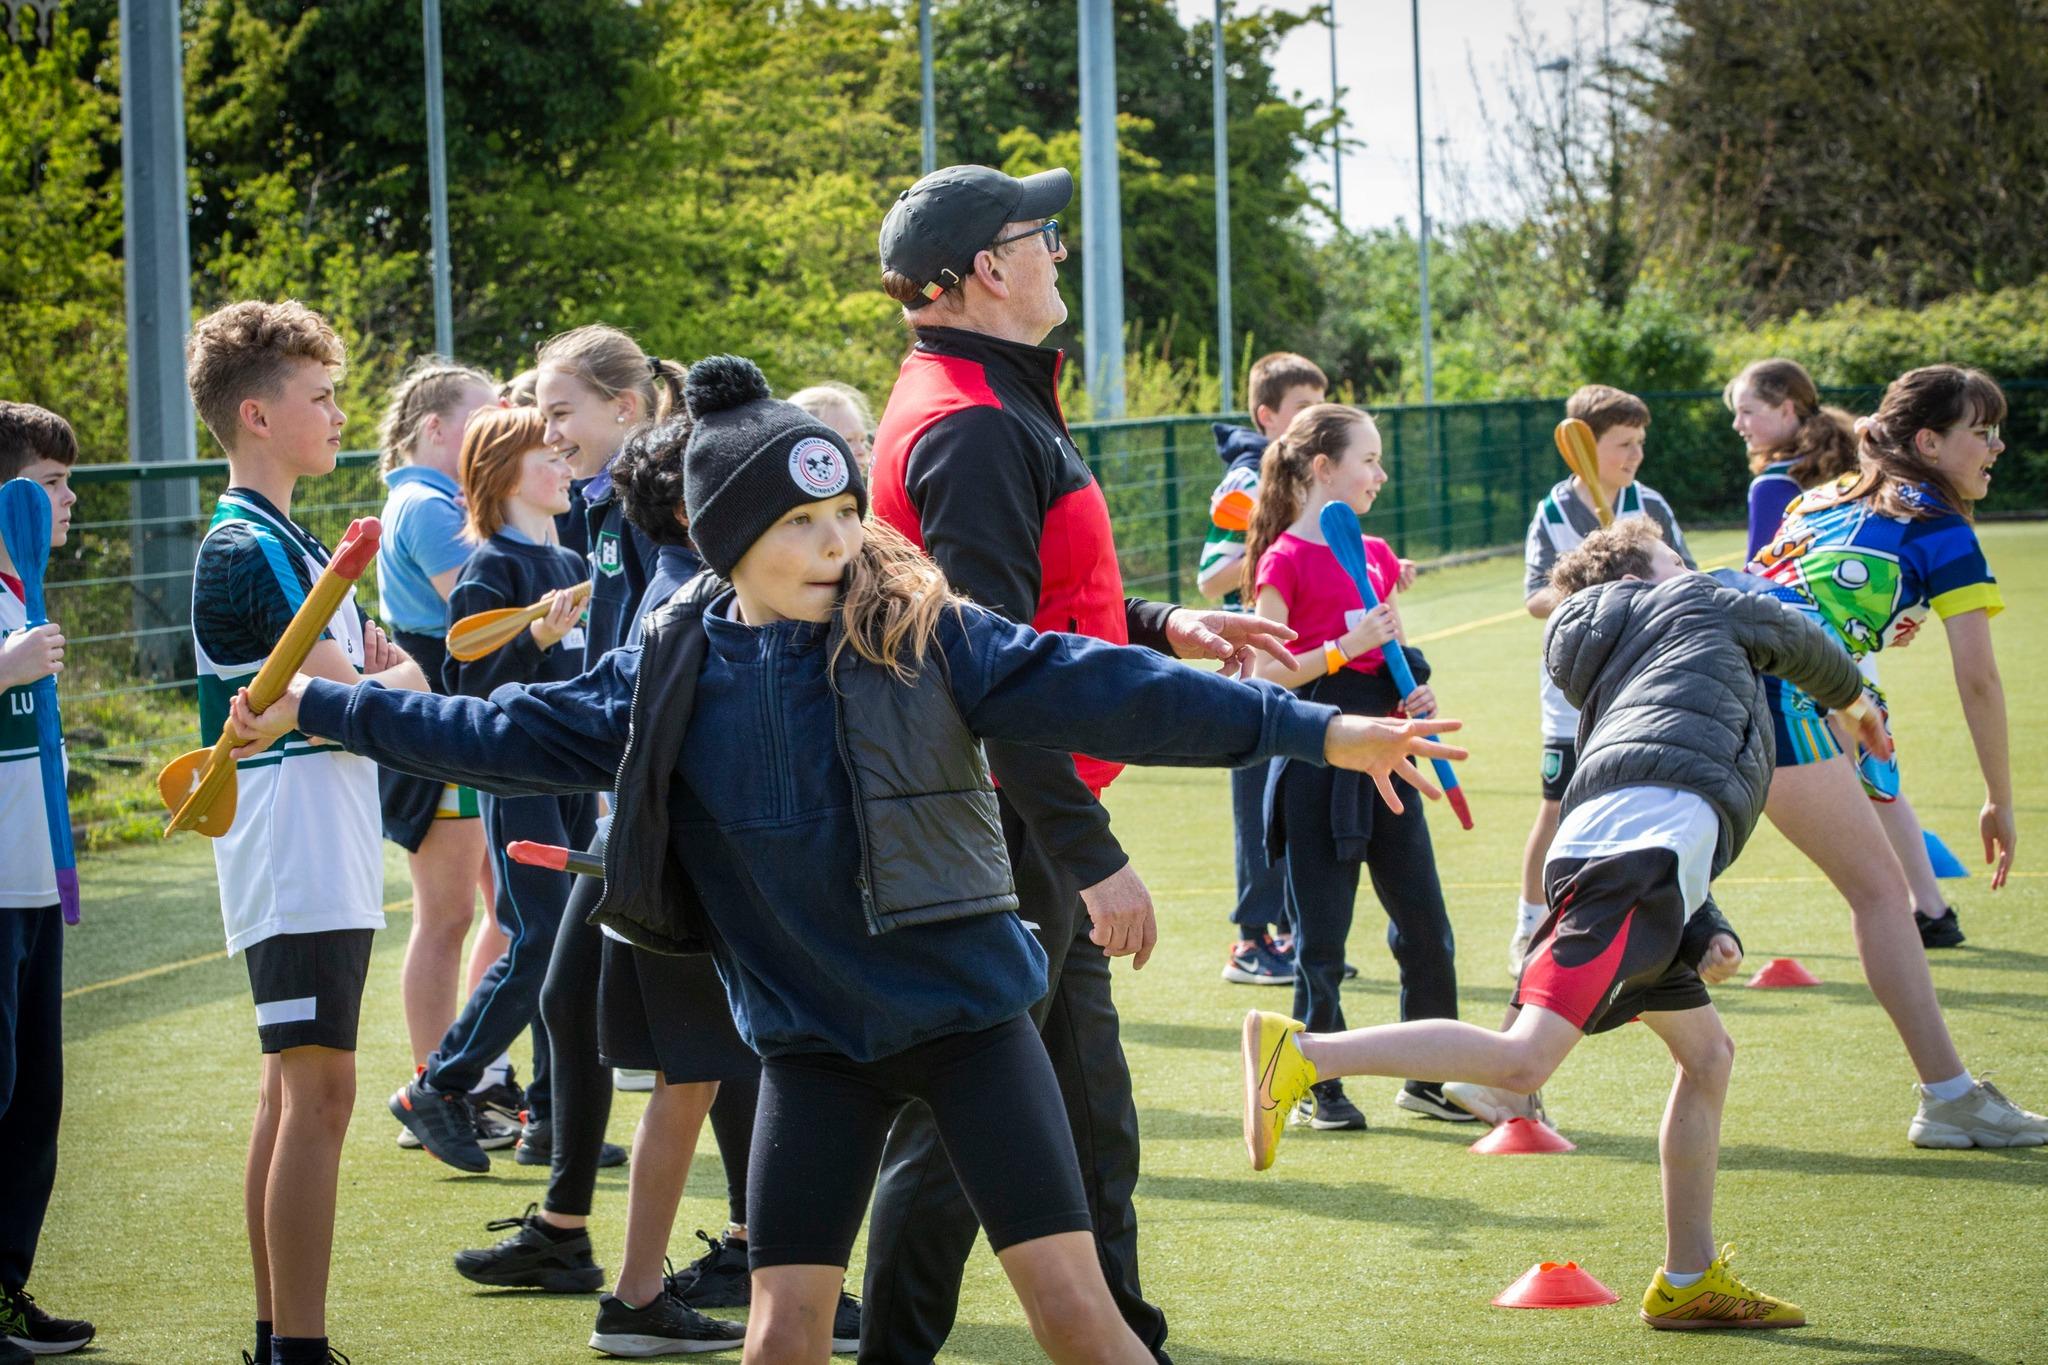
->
xmin=1324 ymin=640 xmax=1349 ymax=676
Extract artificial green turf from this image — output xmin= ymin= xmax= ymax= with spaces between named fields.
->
xmin=42 ymin=527 xmax=2048 ymax=1363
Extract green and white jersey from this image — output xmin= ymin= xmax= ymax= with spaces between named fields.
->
xmin=191 ymin=489 xmax=384 ymax=953
xmin=1523 ymin=477 xmax=1693 ymax=739
xmin=0 ymin=581 xmax=60 ymax=908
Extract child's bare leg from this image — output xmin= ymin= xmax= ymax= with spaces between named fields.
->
xmin=997 ymin=1230 xmax=1153 ymax=1365
xmin=265 ymin=1045 xmax=356 ymax=1337
xmin=465 ymin=851 xmax=506 ymax=995
xmin=1766 ymin=757 xmax=1966 ymax=1082
xmin=1638 ymin=1006 xmax=1734 ymax=1276
xmin=245 ymin=1055 xmax=284 ymax=1323
xmin=1296 ymin=1005 xmax=1580 ymax=1096
xmin=400 ymin=817 xmax=487 ymax=1065
xmin=1871 ymin=793 xmax=1946 ymax=920
xmin=747 ymin=1264 xmax=843 ymax=1363
xmin=613 ymin=1077 xmax=719 ymax=1307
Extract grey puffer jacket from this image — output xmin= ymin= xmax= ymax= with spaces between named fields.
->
xmin=1545 ymin=572 xmax=1862 ymax=876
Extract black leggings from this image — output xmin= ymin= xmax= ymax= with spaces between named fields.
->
xmin=749 ymin=1016 xmax=1091 ymax=1270
xmin=707 ymin=1070 xmax=758 ymax=1228
xmin=539 ymin=824 xmax=613 ymax=1219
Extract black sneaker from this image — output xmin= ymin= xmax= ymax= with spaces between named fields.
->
xmin=513 ymin=1118 xmax=628 ymax=1169
xmin=668 ymin=1230 xmax=750 ymax=1309
xmin=472 ymin=1077 xmax=526 ymax=1151
xmin=830 ymin=1291 xmax=861 ymax=1354
xmin=1393 ymin=1081 xmax=1480 ymax=1122
xmin=453 ymin=1202 xmax=606 ymax=1293
xmin=390 ymin=1074 xmax=489 ymax=1172
xmin=1293 ymin=1080 xmax=1367 ymax=1131
xmin=588 ymin=1289 xmax=744 ymax=1356
xmin=0 ymin=1285 xmax=94 ymax=1355
xmin=1917 ymin=907 xmax=1966 ymax=949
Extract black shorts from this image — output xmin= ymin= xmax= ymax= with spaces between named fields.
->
xmin=598 ymin=937 xmax=758 ymax=1084
xmin=243 ymin=928 xmax=376 ymax=1052
xmin=747 ymin=1015 xmax=1091 ymax=1270
xmin=1513 ymin=847 xmax=1709 ymax=1034
xmin=1539 ymin=738 xmax=1578 ymax=802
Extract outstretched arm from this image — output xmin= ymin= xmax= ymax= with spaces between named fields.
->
xmin=231 ymin=649 xmax=637 ymax=797
xmin=1945 ymin=609 xmax=2015 ymax=888
xmin=1724 ymin=589 xmax=1863 ymax=710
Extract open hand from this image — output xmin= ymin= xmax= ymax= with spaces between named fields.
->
xmin=1078 ymin=863 xmax=1159 ymax=970
xmin=1981 ymin=801 xmax=2016 ymax=891
xmin=0 ymin=622 xmax=64 ymax=687
xmin=1322 ymin=716 xmax=1467 ymax=814
xmin=1163 ymin=608 xmax=1297 ymax=679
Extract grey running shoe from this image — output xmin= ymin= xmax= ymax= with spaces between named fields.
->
xmin=589 ymin=1289 xmax=744 ymax=1356
xmin=390 ymin=1076 xmax=489 ymax=1172
xmin=1908 ymin=1077 xmax=2048 ymax=1148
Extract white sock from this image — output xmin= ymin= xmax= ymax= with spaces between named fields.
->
xmin=472 ymin=1053 xmax=513 ymax=1093
xmin=1662 ymin=1268 xmax=1704 ymax=1289
xmin=1924 ymin=1070 xmax=1976 ymax=1103
xmin=1516 ymin=899 xmax=1547 ymax=936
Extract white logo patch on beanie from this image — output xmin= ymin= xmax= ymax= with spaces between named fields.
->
xmin=788 ymin=436 xmax=850 ymax=497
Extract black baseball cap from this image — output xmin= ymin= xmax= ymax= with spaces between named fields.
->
xmin=879 ymin=164 xmax=1072 ymax=302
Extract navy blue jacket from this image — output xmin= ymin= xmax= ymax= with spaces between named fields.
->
xmin=626 ymin=543 xmax=705 ymax=649
xmin=299 ymin=601 xmax=1336 ymax=1061
xmin=441 ymin=533 xmax=589 ymax=698
xmin=1213 ymin=422 xmax=1267 ymax=477
xmin=577 ymin=471 xmax=661 ymax=663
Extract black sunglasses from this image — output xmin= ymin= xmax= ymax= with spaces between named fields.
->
xmin=989 ymin=219 xmax=1061 ymax=255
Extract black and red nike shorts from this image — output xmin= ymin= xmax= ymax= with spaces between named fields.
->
xmin=1513 ymin=846 xmax=1710 ymax=1034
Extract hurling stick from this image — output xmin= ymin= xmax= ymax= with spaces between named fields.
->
xmin=1317 ymin=502 xmax=1473 ymax=830
xmin=507 ymin=840 xmax=605 ymax=879
xmin=1211 ymin=487 xmax=1256 ymax=534
xmin=446 ymin=579 xmax=593 ymax=662
xmin=0 ymin=479 xmax=79 ymax=922
xmin=1552 ymin=418 xmax=1613 ymax=528
xmin=158 ymin=517 xmax=382 ymax=838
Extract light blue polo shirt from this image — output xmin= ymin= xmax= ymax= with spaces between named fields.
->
xmin=377 ymin=465 xmax=472 ymax=632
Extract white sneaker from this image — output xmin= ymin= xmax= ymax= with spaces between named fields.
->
xmin=1908 ymin=1077 xmax=2048 ymax=1148
xmin=1507 ymin=927 xmax=1533 ymax=980
xmin=1441 ymin=1082 xmax=1550 ymax=1128
xmin=395 ymin=1124 xmax=423 ymax=1150
xmin=614 ymin=1068 xmax=657 ymax=1093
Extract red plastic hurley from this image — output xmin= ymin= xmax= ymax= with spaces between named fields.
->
xmin=1469 ymin=1117 xmax=1576 ymax=1155
xmin=1748 ymin=957 xmax=1822 ymax=988
xmin=1492 ymin=1260 xmax=1619 ymax=1309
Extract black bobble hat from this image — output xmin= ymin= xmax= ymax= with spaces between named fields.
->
xmin=879 ymin=164 xmax=1072 ymax=302
xmin=681 ymin=355 xmax=866 ymax=577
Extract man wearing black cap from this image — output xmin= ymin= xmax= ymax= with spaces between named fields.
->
xmin=862 ymin=164 xmax=1292 ymax=1365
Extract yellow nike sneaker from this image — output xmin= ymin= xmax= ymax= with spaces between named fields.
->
xmin=1242 ymin=1011 xmax=1318 ymax=1171
xmin=1640 ymin=1246 xmax=1805 ymax=1330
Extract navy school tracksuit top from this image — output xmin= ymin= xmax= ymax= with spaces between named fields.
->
xmin=298 ymin=597 xmax=1338 ymax=1062
xmin=440 ymin=531 xmax=590 ymax=697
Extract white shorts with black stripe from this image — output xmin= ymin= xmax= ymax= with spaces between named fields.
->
xmin=243 ymin=928 xmax=375 ymax=1053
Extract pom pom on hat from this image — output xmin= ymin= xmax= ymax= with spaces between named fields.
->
xmin=685 ymin=354 xmax=773 ymax=420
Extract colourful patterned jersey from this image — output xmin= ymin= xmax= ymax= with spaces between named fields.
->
xmin=1750 ymin=475 xmax=2002 ymax=661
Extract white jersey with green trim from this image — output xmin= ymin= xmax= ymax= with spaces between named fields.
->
xmin=192 ymin=491 xmax=384 ymax=954
xmin=0 ymin=584 xmax=60 ymax=908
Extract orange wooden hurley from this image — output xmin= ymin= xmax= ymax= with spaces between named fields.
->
xmin=1552 ymin=418 xmax=1613 ymax=528
xmin=507 ymin=840 xmax=604 ymax=879
xmin=447 ymin=579 xmax=592 ymax=662
xmin=1211 ymin=487 xmax=1256 ymax=533
xmin=158 ymin=518 xmax=382 ymax=838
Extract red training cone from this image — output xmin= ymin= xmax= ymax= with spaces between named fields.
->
xmin=1469 ymin=1117 xmax=1576 ymax=1155
xmin=1492 ymin=1261 xmax=1620 ymax=1309
xmin=1747 ymin=956 xmax=1822 ymax=989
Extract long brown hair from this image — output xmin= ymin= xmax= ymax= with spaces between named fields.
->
xmin=457 ymin=406 xmax=553 ymax=542
xmin=830 ymin=519 xmax=966 ymax=683
xmin=1824 ymin=364 xmax=2005 ymax=523
xmin=1240 ymin=403 xmax=1372 ymax=599
xmin=1724 ymin=358 xmax=1859 ymax=484
xmin=377 ymin=356 xmax=497 ymax=475
xmin=535 ymin=324 xmax=686 ymax=430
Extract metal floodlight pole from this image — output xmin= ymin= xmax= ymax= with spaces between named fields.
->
xmin=1078 ymin=0 xmax=1126 ymax=418
xmin=1212 ymin=0 xmax=1233 ymax=412
xmin=919 ymin=0 xmax=936 ymax=174
xmin=1327 ymin=1 xmax=1342 ymax=230
xmin=1410 ymin=0 xmax=1433 ymax=404
xmin=422 ymin=0 xmax=454 ymax=357
xmin=118 ymin=0 xmax=198 ymax=675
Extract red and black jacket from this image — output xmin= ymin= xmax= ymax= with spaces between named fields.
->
xmin=873 ymin=326 xmax=1174 ymax=887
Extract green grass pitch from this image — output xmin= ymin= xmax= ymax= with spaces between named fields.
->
xmin=41 ymin=527 xmax=2048 ymax=1363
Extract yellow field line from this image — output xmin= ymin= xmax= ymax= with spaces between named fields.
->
xmin=1407 ymin=551 xmax=1744 ymax=646
xmin=62 ymin=896 xmax=415 ymax=1001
